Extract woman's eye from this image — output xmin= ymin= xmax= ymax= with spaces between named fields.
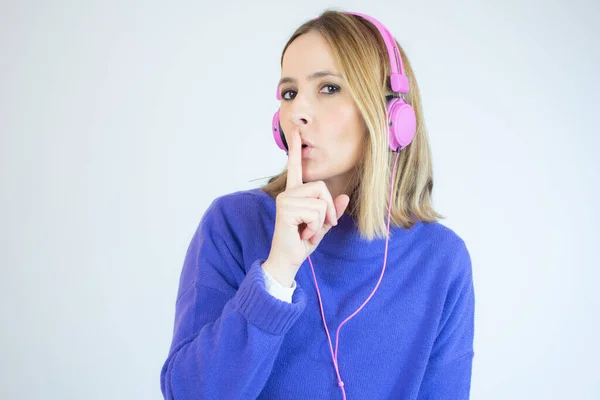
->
xmin=281 ymin=90 xmax=296 ymax=100
xmin=320 ymin=84 xmax=340 ymax=94
xmin=280 ymin=84 xmax=340 ymax=101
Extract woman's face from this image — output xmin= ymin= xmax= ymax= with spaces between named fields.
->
xmin=278 ymin=30 xmax=366 ymax=197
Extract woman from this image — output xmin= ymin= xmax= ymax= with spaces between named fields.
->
xmin=160 ymin=9 xmax=475 ymax=399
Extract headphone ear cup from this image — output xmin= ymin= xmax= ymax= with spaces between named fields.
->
xmin=272 ymin=109 xmax=288 ymax=151
xmin=386 ymin=97 xmax=416 ymax=151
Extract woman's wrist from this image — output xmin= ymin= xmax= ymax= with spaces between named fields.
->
xmin=261 ymin=258 xmax=296 ymax=288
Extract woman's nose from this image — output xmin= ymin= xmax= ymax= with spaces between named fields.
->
xmin=293 ymin=116 xmax=308 ymax=126
xmin=289 ymin=97 xmax=314 ymax=126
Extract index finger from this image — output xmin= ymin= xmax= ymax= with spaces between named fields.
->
xmin=286 ymin=127 xmax=303 ymax=189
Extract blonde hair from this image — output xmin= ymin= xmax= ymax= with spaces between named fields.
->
xmin=260 ymin=9 xmax=445 ymax=240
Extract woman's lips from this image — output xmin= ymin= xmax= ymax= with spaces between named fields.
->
xmin=301 ymin=145 xmax=314 ymax=158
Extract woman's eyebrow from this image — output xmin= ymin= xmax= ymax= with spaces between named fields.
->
xmin=278 ymin=71 xmax=342 ymax=87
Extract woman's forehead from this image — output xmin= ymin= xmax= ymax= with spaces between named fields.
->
xmin=281 ymin=32 xmax=339 ymax=78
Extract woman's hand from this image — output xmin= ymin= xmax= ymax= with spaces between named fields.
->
xmin=263 ymin=127 xmax=349 ymax=287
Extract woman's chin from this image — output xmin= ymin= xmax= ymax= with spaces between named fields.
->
xmin=302 ymin=168 xmax=327 ymax=183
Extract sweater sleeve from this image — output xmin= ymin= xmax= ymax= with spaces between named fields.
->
xmin=160 ymin=200 xmax=307 ymax=399
xmin=416 ymin=240 xmax=475 ymax=400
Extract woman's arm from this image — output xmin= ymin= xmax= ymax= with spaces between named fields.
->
xmin=160 ymin=200 xmax=306 ymax=399
xmin=417 ymin=241 xmax=476 ymax=400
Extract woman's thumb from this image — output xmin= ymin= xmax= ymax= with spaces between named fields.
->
xmin=334 ymin=194 xmax=350 ymax=219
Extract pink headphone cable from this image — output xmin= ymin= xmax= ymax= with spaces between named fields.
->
xmin=306 ymin=149 xmax=401 ymax=399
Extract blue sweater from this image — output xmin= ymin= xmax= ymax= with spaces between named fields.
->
xmin=160 ymin=188 xmax=475 ymax=399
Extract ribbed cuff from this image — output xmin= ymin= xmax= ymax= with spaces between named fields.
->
xmin=236 ymin=259 xmax=306 ymax=335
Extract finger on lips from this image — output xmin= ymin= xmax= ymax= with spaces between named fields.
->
xmin=286 ymin=128 xmax=303 ymax=189
xmin=285 ymin=127 xmax=338 ymax=229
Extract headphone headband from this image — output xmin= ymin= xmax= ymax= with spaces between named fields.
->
xmin=345 ymin=12 xmax=410 ymax=94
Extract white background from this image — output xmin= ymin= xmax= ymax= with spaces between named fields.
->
xmin=1 ymin=0 xmax=598 ymax=398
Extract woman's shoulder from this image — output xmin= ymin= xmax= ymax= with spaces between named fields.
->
xmin=201 ymin=187 xmax=275 ymax=229
xmin=416 ymin=220 xmax=468 ymax=249
xmin=410 ymin=220 xmax=472 ymax=276
xmin=218 ymin=187 xmax=274 ymax=202
xmin=210 ymin=187 xmax=274 ymax=213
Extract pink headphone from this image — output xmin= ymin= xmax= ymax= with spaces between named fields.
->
xmin=271 ymin=11 xmax=417 ymax=153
